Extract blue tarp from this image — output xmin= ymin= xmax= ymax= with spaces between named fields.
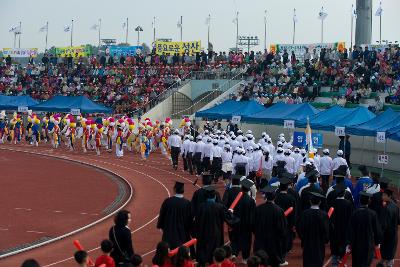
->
xmin=0 ymin=95 xmax=39 ymax=110
xmin=243 ymin=103 xmax=320 ymax=125
xmin=388 ymin=125 xmax=400 ymax=142
xmin=31 ymin=95 xmax=112 ymax=113
xmin=195 ymin=100 xmax=265 ymax=120
xmin=347 ymin=108 xmax=400 ymax=136
xmin=297 ymin=105 xmax=376 ymax=131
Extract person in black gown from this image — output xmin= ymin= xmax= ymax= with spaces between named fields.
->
xmin=346 ymin=191 xmax=382 ymax=267
xmin=253 ymin=185 xmax=287 ymax=267
xmin=191 ymin=173 xmax=221 ymax=216
xmin=299 ymin=170 xmax=327 ymax=212
xmin=297 ymin=191 xmax=329 ymax=267
xmin=193 ymin=186 xmax=225 ymax=267
xmin=275 ymin=174 xmax=297 ymax=262
xmin=328 ymin=183 xmax=354 ymax=267
xmin=378 ymin=189 xmax=400 ymax=267
xmin=157 ymin=181 xmax=193 ymax=249
xmin=222 ymin=175 xmax=242 ymax=208
xmin=230 ymin=179 xmax=256 ymax=262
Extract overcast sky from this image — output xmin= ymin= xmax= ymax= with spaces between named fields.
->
xmin=1 ymin=0 xmax=399 ymax=52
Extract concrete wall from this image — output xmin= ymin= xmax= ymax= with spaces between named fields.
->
xmin=190 ymin=80 xmax=239 ymax=100
xmin=195 ymin=120 xmax=400 ymax=172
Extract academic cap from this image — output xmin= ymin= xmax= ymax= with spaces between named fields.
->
xmin=202 ymin=172 xmax=214 ymax=185
xmin=305 ymin=169 xmax=319 ymax=178
xmin=260 ymin=185 xmax=278 ymax=194
xmin=359 ymin=191 xmax=372 ymax=198
xmin=279 ymin=176 xmax=293 ymax=186
xmin=241 ymin=179 xmax=254 ymax=190
xmin=335 ymin=183 xmax=347 ymax=194
xmin=174 ymin=181 xmax=184 ymax=192
xmin=309 ymin=191 xmax=326 ymax=199
xmin=379 ymin=176 xmax=391 ymax=185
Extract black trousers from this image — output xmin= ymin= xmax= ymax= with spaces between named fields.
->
xmin=186 ymin=152 xmax=193 ymax=174
xmin=171 ymin=146 xmax=180 ymax=167
xmin=182 ymin=154 xmax=188 ymax=171
xmin=321 ymin=175 xmax=330 ymax=193
xmin=230 ymin=228 xmax=252 ymax=260
xmin=202 ymin=157 xmax=211 ymax=172
xmin=211 ymin=157 xmax=222 ymax=181
xmin=194 ymin=152 xmax=203 ymax=175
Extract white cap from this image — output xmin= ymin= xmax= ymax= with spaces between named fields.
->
xmin=278 ymin=133 xmax=285 ymax=137
xmin=224 ymin=144 xmax=230 ymax=149
xmin=337 ymin=150 xmax=344 ymax=156
xmin=277 ymin=141 xmax=283 ymax=147
xmin=197 ymin=135 xmax=203 ymax=140
xmin=294 ymin=147 xmax=300 ymax=152
xmin=261 ymin=132 xmax=267 ymax=137
xmin=174 ymin=129 xmax=179 ymax=134
xmin=247 ymin=146 xmax=253 ymax=152
xmin=323 ymin=148 xmax=329 ymax=154
xmin=189 ymin=136 xmax=194 ymax=141
xmin=300 ymin=148 xmax=307 ymax=154
xmin=277 ymin=147 xmax=284 ymax=153
xmin=246 ymin=130 xmax=253 ymax=134
xmin=262 ymin=146 xmax=270 ymax=153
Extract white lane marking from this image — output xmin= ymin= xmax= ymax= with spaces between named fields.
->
xmin=323 ymin=257 xmax=332 ymax=267
xmin=80 ymin=212 xmax=88 ymax=215
xmin=14 ymin=207 xmax=32 ymax=211
xmin=26 ymin=230 xmax=45 ymax=234
xmin=0 ymin=228 xmax=9 ymax=231
xmin=0 ymin=147 xmax=133 ymax=260
xmin=53 ymin=210 xmax=63 ymax=213
xmin=37 ymin=154 xmax=171 ymax=267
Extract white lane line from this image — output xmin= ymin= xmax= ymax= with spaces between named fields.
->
xmin=90 ymin=213 xmax=99 ymax=216
xmin=26 ymin=230 xmax=45 ymax=234
xmin=14 ymin=207 xmax=32 ymax=211
xmin=80 ymin=212 xmax=88 ymax=215
xmin=41 ymin=154 xmax=171 ymax=267
xmin=323 ymin=257 xmax=332 ymax=267
xmin=0 ymin=228 xmax=9 ymax=231
xmin=53 ymin=210 xmax=63 ymax=213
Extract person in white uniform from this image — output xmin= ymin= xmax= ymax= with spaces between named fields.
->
xmin=319 ymin=148 xmax=333 ymax=192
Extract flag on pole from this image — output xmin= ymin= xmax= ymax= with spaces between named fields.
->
xmin=293 ymin=9 xmax=298 ymax=22
xmin=177 ymin=20 xmax=182 ymax=28
xmin=152 ymin=17 xmax=156 ymax=29
xmin=90 ymin=24 xmax=99 ymax=30
xmin=205 ymin=16 xmax=211 ymax=26
xmin=232 ymin=17 xmax=238 ymax=24
xmin=39 ymin=24 xmax=48 ymax=32
xmin=9 ymin=25 xmax=21 ymax=33
xmin=122 ymin=22 xmax=126 ymax=29
xmin=64 ymin=25 xmax=71 ymax=32
xmin=375 ymin=2 xmax=383 ymax=16
xmin=305 ymin=117 xmax=314 ymax=155
xmin=318 ymin=7 xmax=328 ymax=20
xmin=352 ymin=4 xmax=357 ymax=18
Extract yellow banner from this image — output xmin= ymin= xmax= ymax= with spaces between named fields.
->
xmin=54 ymin=46 xmax=91 ymax=58
xmin=155 ymin=41 xmax=201 ymax=56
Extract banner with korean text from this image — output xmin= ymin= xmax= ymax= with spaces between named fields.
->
xmin=270 ymin=42 xmax=345 ymax=59
xmin=155 ymin=40 xmax=201 ymax=55
xmin=106 ymin=46 xmax=143 ymax=56
xmin=2 ymin=48 xmax=38 ymax=58
xmin=52 ymin=46 xmax=92 ymax=58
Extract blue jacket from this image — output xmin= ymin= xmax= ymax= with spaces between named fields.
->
xmin=353 ymin=177 xmax=373 ymax=207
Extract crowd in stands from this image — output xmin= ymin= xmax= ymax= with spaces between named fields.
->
xmin=0 ymin=51 xmax=247 ymax=115
xmin=233 ymin=45 xmax=400 ymax=111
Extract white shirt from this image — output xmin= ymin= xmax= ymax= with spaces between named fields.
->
xmin=332 ymin=156 xmax=348 ymax=171
xmin=251 ymin=151 xmax=264 ymax=172
xmin=168 ymin=134 xmax=182 ymax=148
xmin=194 ymin=141 xmax=204 ymax=154
xmin=258 ymin=138 xmax=268 ymax=147
xmin=284 ymin=155 xmax=296 ymax=174
xmin=189 ymin=141 xmax=196 ymax=153
xmin=212 ymin=145 xmax=223 ymax=158
xmin=229 ymin=140 xmax=240 ymax=151
xmin=222 ymin=151 xmax=233 ymax=163
xmin=319 ymin=156 xmax=333 ymax=176
xmin=202 ymin=143 xmax=214 ymax=159
xmin=181 ymin=139 xmax=191 ymax=156
xmin=313 ymin=155 xmax=321 ymax=172
xmin=273 ymin=153 xmax=285 ymax=166
xmin=292 ymin=153 xmax=303 ymax=173
xmin=262 ymin=155 xmax=274 ymax=171
xmin=232 ymin=155 xmax=250 ymax=176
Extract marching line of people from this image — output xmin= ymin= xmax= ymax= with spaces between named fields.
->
xmin=164 ymin=125 xmax=399 ymax=267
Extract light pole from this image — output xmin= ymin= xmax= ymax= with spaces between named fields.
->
xmin=238 ymin=36 xmax=259 ymax=54
xmin=135 ymin=26 xmax=143 ymax=46
xmin=264 ymin=10 xmax=267 ymax=50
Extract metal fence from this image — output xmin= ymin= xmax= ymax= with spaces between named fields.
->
xmin=171 ymin=71 xmax=246 ymax=119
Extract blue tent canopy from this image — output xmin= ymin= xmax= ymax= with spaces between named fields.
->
xmin=297 ymin=105 xmax=376 ymax=131
xmin=347 ymin=108 xmax=400 ymax=136
xmin=0 ymin=95 xmax=39 ymax=110
xmin=243 ymin=103 xmax=320 ymax=125
xmin=195 ymin=100 xmax=265 ymax=120
xmin=31 ymin=95 xmax=112 ymax=113
xmin=388 ymin=125 xmax=400 ymax=142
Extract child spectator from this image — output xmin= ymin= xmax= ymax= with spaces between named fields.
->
xmin=175 ymin=246 xmax=194 ymax=267
xmin=152 ymin=241 xmax=173 ymax=267
xmin=21 ymin=259 xmax=40 ymax=267
xmin=95 ymin=239 xmax=115 ymax=267
xmin=246 ymin=256 xmax=261 ymax=267
xmin=221 ymin=245 xmax=236 ymax=267
xmin=131 ymin=254 xmax=143 ymax=267
xmin=74 ymin=250 xmax=89 ymax=267
xmin=209 ymin=248 xmax=226 ymax=267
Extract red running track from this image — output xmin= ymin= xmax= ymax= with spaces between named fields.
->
xmin=0 ymin=143 xmax=399 ymax=267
